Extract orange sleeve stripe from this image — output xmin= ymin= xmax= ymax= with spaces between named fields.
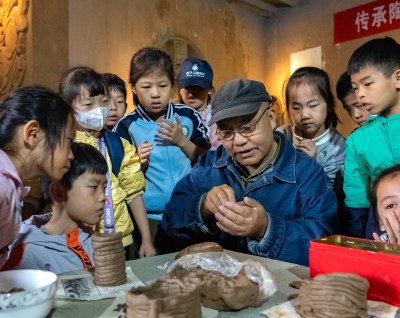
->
xmin=66 ymin=228 xmax=93 ymax=269
xmin=1 ymin=243 xmax=28 ymax=271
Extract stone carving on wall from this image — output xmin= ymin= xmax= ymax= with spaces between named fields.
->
xmin=159 ymin=36 xmax=201 ymax=102
xmin=0 ymin=0 xmax=29 ymax=97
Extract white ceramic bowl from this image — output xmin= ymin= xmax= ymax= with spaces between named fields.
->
xmin=0 ymin=269 xmax=57 ymax=318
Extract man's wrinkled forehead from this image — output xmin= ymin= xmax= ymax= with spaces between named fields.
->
xmin=216 ymin=101 xmax=269 ymax=129
xmin=217 ymin=112 xmax=257 ymax=130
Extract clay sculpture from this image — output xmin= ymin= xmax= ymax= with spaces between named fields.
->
xmin=125 ymin=278 xmax=201 ymax=318
xmin=296 ymin=272 xmax=369 ymax=318
xmin=91 ymin=231 xmax=127 ymax=286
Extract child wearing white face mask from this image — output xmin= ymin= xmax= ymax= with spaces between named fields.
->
xmin=59 ymin=66 xmax=156 ymax=259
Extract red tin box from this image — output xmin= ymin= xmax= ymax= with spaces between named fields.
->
xmin=309 ymin=235 xmax=400 ymax=307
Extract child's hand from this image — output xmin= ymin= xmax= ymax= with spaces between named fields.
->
xmin=296 ymin=139 xmax=317 ymax=159
xmin=139 ymin=239 xmax=156 ymax=258
xmin=373 ymin=232 xmax=387 ymax=243
xmin=138 ymin=141 xmax=152 ymax=165
xmin=373 ymin=212 xmax=400 ymax=243
xmin=157 ymin=116 xmax=186 ymax=147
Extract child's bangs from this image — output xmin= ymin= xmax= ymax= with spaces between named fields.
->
xmin=60 ymin=67 xmax=107 ymax=105
xmin=84 ymin=75 xmax=106 ymax=98
xmin=146 ymin=65 xmax=170 ymax=81
xmin=60 ymin=143 xmax=108 ymax=189
xmin=287 ymin=78 xmax=318 ymax=104
xmin=86 ymin=161 xmax=108 ymax=177
xmin=382 ymin=170 xmax=400 ymax=182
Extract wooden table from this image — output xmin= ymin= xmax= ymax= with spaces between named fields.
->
xmin=48 ymin=251 xmax=325 ymax=317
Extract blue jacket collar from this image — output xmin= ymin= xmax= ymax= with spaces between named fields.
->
xmin=136 ymin=103 xmax=173 ymax=121
xmin=213 ymin=132 xmax=296 ymax=184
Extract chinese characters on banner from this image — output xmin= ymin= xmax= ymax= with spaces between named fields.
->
xmin=334 ymin=0 xmax=400 ymax=44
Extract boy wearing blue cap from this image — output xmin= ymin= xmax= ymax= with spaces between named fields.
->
xmin=179 ymin=58 xmax=221 ymax=150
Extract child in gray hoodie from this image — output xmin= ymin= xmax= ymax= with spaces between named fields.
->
xmin=4 ymin=143 xmax=108 ymax=274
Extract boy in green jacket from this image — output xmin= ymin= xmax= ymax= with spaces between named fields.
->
xmin=344 ymin=37 xmax=400 ymax=239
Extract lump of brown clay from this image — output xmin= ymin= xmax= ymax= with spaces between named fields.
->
xmin=296 ymin=272 xmax=369 ymax=318
xmin=91 ymin=231 xmax=127 ymax=286
xmin=167 ymin=264 xmax=261 ymax=311
xmin=125 ymin=278 xmax=202 ymax=318
xmin=175 ymin=242 xmax=224 ymax=260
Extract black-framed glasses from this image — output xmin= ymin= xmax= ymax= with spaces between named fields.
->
xmin=216 ymin=107 xmax=270 ymax=141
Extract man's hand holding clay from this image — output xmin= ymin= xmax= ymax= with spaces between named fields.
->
xmin=201 ymin=184 xmax=268 ymax=241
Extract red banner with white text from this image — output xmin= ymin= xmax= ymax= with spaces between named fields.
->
xmin=334 ymin=0 xmax=400 ymax=44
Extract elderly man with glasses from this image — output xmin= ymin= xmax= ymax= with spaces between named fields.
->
xmin=160 ymin=79 xmax=339 ymax=266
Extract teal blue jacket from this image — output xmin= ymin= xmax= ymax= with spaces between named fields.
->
xmin=114 ymin=103 xmax=210 ymax=213
xmin=343 ymin=114 xmax=400 ymax=237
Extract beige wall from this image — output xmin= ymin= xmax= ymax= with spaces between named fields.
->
xmin=10 ymin=0 xmax=400 ymax=137
xmin=264 ymin=0 xmax=400 ymax=137
xmin=68 ymin=0 xmax=268 ymax=113
xmin=21 ymin=0 xmax=69 ymax=92
xmin=30 ymin=0 xmax=69 ymax=92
